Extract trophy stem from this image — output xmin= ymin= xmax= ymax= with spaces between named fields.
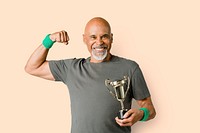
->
xmin=120 ymin=100 xmax=124 ymax=110
xmin=119 ymin=101 xmax=128 ymax=119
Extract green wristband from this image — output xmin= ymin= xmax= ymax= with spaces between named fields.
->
xmin=139 ymin=108 xmax=150 ymax=121
xmin=42 ymin=34 xmax=55 ymax=49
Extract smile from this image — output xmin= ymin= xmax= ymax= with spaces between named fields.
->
xmin=93 ymin=45 xmax=107 ymax=49
xmin=95 ymin=47 xmax=105 ymax=50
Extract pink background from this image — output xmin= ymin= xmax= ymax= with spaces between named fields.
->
xmin=1 ymin=0 xmax=200 ymax=133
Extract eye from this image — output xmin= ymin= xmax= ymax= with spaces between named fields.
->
xmin=90 ymin=35 xmax=96 ymax=39
xmin=102 ymin=34 xmax=110 ymax=39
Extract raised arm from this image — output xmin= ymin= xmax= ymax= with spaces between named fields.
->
xmin=24 ymin=31 xmax=69 ymax=80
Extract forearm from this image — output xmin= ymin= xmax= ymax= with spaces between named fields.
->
xmin=137 ymin=97 xmax=156 ymax=120
xmin=25 ymin=44 xmax=49 ymax=74
xmin=115 ymin=97 xmax=156 ymax=126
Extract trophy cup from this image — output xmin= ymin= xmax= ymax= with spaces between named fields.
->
xmin=105 ymin=76 xmax=130 ymax=119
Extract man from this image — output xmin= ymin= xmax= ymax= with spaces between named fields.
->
xmin=25 ymin=17 xmax=156 ymax=133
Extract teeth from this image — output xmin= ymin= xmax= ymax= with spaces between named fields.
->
xmin=96 ymin=48 xmax=103 ymax=50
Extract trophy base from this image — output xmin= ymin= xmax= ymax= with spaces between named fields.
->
xmin=118 ymin=109 xmax=128 ymax=120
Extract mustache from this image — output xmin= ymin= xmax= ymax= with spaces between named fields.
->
xmin=92 ymin=45 xmax=108 ymax=49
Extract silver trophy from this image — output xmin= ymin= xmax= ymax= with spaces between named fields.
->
xmin=105 ymin=76 xmax=130 ymax=119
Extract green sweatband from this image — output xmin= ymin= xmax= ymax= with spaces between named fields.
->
xmin=139 ymin=108 xmax=150 ymax=121
xmin=42 ymin=34 xmax=55 ymax=49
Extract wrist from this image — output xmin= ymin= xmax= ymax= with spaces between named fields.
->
xmin=42 ymin=34 xmax=55 ymax=49
xmin=138 ymin=109 xmax=144 ymax=121
xmin=139 ymin=108 xmax=150 ymax=121
xmin=49 ymin=34 xmax=56 ymax=42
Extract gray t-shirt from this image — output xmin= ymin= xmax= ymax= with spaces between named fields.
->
xmin=49 ymin=55 xmax=150 ymax=133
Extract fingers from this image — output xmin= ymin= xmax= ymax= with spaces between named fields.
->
xmin=59 ymin=30 xmax=69 ymax=44
xmin=115 ymin=109 xmax=141 ymax=127
xmin=115 ymin=114 xmax=135 ymax=127
xmin=123 ymin=110 xmax=132 ymax=119
xmin=61 ymin=30 xmax=69 ymax=45
xmin=115 ymin=117 xmax=133 ymax=127
xmin=52 ymin=30 xmax=69 ymax=45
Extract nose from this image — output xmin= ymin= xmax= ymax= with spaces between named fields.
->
xmin=96 ymin=37 xmax=103 ymax=45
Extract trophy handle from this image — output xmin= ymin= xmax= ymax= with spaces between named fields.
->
xmin=105 ymin=79 xmax=116 ymax=98
xmin=124 ymin=76 xmax=130 ymax=98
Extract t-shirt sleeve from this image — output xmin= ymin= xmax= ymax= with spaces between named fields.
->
xmin=48 ymin=59 xmax=74 ymax=82
xmin=131 ymin=66 xmax=150 ymax=100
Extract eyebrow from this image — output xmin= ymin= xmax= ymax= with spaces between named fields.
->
xmin=89 ymin=34 xmax=110 ymax=37
xmin=90 ymin=35 xmax=96 ymax=37
xmin=102 ymin=34 xmax=110 ymax=37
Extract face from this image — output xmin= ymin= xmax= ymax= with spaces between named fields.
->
xmin=83 ymin=19 xmax=113 ymax=63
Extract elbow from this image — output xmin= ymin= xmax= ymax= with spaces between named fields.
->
xmin=24 ymin=65 xmax=31 ymax=74
xmin=24 ymin=65 xmax=34 ymax=75
xmin=152 ymin=110 xmax=156 ymax=119
xmin=150 ymin=108 xmax=156 ymax=120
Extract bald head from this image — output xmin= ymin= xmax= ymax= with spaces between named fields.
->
xmin=84 ymin=17 xmax=111 ymax=34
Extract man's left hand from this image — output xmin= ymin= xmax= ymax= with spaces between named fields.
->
xmin=115 ymin=108 xmax=143 ymax=126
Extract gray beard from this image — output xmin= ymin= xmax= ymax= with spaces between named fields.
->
xmin=92 ymin=49 xmax=108 ymax=61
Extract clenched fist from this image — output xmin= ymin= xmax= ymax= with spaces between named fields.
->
xmin=50 ymin=30 xmax=69 ymax=45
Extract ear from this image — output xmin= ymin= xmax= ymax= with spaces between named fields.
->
xmin=83 ymin=34 xmax=86 ymax=44
xmin=110 ymin=33 xmax=113 ymax=43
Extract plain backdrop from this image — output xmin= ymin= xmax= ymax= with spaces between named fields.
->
xmin=0 ymin=0 xmax=200 ymax=133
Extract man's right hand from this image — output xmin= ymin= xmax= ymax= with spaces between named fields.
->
xmin=50 ymin=30 xmax=69 ymax=45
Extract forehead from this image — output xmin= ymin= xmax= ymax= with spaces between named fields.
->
xmin=84 ymin=19 xmax=111 ymax=36
xmin=86 ymin=24 xmax=110 ymax=36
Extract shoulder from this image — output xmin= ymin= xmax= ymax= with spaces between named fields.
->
xmin=113 ymin=55 xmax=139 ymax=69
xmin=49 ymin=58 xmax=86 ymax=67
xmin=62 ymin=58 xmax=86 ymax=66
